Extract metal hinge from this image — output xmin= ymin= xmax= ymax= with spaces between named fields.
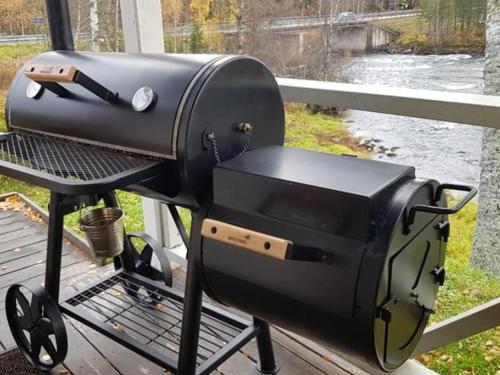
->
xmin=432 ymin=266 xmax=446 ymax=286
xmin=435 ymin=220 xmax=450 ymax=242
xmin=377 ymin=296 xmax=400 ymax=323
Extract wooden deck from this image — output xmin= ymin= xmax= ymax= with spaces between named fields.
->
xmin=0 ymin=208 xmax=355 ymax=375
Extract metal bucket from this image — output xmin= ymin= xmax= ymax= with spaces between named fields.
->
xmin=80 ymin=207 xmax=124 ymax=258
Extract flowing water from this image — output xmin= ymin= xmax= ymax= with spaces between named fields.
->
xmin=343 ymin=54 xmax=484 ymax=186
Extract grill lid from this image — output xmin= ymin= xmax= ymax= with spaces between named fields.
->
xmin=6 ymin=51 xmax=221 ymax=159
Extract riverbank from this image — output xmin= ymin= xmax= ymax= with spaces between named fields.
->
xmin=376 ymin=16 xmax=485 ymax=55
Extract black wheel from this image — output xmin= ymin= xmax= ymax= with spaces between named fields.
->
xmin=117 ymin=232 xmax=173 ymax=305
xmin=5 ymin=284 xmax=67 ymax=372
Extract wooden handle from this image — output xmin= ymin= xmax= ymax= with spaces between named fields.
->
xmin=201 ymin=219 xmax=292 ymax=260
xmin=24 ymin=65 xmax=77 ymax=83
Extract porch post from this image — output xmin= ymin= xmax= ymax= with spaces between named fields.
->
xmin=119 ymin=0 xmax=183 ymax=250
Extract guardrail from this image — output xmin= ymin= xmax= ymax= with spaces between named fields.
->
xmin=0 ymin=34 xmax=48 ymax=44
xmin=0 ymin=32 xmax=91 ymax=45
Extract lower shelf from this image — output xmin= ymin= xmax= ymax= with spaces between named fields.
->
xmin=60 ymin=270 xmax=258 ymax=374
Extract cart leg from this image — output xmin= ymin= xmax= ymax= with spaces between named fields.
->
xmin=177 ymin=259 xmax=203 ymax=375
xmin=45 ymin=192 xmax=66 ymax=301
xmin=254 ymin=318 xmax=280 ymax=374
xmin=178 ymin=213 xmax=204 ymax=375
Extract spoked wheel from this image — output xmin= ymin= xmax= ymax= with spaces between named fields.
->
xmin=118 ymin=232 xmax=173 ymax=305
xmin=5 ymin=283 xmax=67 ymax=371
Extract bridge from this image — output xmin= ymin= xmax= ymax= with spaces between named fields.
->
xmin=164 ymin=9 xmax=420 ymax=36
xmin=165 ymin=10 xmax=416 ymax=53
xmin=0 ymin=10 xmax=419 ymax=51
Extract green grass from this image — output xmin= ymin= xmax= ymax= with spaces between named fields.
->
xmin=417 ymin=201 xmax=500 ymax=375
xmin=1 ymin=43 xmax=499 ymax=374
xmin=284 ymin=104 xmax=366 ymax=157
xmin=0 ymin=43 xmax=48 ymax=60
xmin=378 ymin=15 xmax=425 ymax=35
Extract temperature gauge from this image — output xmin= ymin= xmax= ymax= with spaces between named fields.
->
xmin=26 ymin=81 xmax=43 ymax=99
xmin=132 ymin=87 xmax=156 ymax=112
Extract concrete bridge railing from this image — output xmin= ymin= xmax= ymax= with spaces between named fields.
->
xmin=165 ymin=9 xmax=421 ymax=36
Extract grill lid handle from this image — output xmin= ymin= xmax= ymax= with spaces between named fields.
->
xmin=201 ymin=219 xmax=331 ymax=263
xmin=24 ymin=65 xmax=118 ymax=103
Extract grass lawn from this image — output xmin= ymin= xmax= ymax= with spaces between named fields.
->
xmin=0 ymin=43 xmax=499 ymax=374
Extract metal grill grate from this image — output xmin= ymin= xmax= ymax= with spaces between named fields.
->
xmin=64 ymin=273 xmax=246 ymax=366
xmin=0 ymin=132 xmax=155 ymax=182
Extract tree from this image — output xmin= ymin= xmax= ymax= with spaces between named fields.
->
xmin=470 ymin=0 xmax=500 ymax=276
xmin=162 ymin=0 xmax=184 ymax=52
xmin=90 ymin=0 xmax=100 ymax=51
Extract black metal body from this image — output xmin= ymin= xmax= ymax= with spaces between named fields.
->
xmin=44 ymin=0 xmax=74 ymax=51
xmin=6 ymin=51 xmax=285 ymax=207
xmin=197 ymin=146 xmax=475 ymax=371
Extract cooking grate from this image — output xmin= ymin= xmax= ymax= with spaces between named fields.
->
xmin=0 ymin=132 xmax=154 ymax=181
xmin=62 ymin=272 xmax=248 ymax=368
xmin=0 ymin=132 xmax=165 ymax=194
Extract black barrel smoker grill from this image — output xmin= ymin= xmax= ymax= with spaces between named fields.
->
xmin=1 ymin=45 xmax=476 ymax=375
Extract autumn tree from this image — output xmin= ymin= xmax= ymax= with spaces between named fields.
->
xmin=0 ymin=0 xmax=47 ymax=35
xmin=162 ymin=0 xmax=184 ymax=52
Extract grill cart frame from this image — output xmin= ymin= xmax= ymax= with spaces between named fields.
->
xmin=2 ymin=177 xmax=278 ymax=375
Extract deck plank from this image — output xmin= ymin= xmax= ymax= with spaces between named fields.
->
xmin=0 ymin=215 xmax=26 ymax=226
xmin=0 ymin=236 xmax=47 ymax=255
xmin=62 ymin=318 xmax=121 ymax=375
xmin=0 ymin=241 xmax=47 ymax=264
xmin=0 ymin=252 xmax=82 ymax=289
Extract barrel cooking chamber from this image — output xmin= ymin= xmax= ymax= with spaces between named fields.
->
xmin=6 ymin=51 xmax=285 ymax=207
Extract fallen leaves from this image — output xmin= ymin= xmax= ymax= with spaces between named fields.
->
xmin=0 ymin=194 xmax=43 ymax=222
xmin=415 ymin=353 xmax=431 ymax=365
xmin=112 ymin=322 xmax=124 ymax=331
xmin=439 ymin=354 xmax=454 ymax=364
xmin=0 ymin=194 xmax=24 ymax=211
xmin=469 ymin=288 xmax=482 ymax=298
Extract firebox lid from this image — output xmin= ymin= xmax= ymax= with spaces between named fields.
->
xmin=216 ymin=146 xmax=415 ymax=198
xmin=213 ymin=146 xmax=415 ymax=240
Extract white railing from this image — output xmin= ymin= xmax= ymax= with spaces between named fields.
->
xmin=277 ymin=78 xmax=500 ymax=130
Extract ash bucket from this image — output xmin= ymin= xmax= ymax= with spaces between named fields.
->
xmin=80 ymin=207 xmax=124 ymax=258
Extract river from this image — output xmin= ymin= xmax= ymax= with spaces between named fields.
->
xmin=343 ymin=54 xmax=484 ymax=187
